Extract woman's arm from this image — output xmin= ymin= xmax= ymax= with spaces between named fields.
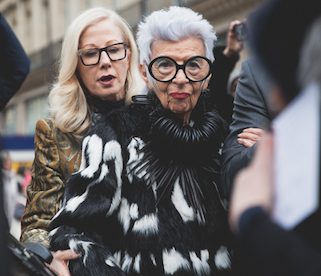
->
xmin=49 ymin=129 xmax=125 ymax=276
xmin=21 ymin=119 xmax=67 ymax=247
xmin=229 ymin=133 xmax=321 ymax=275
xmin=221 ymin=58 xmax=272 ymax=199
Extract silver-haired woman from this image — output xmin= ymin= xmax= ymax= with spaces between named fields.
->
xmin=49 ymin=6 xmax=233 ymax=276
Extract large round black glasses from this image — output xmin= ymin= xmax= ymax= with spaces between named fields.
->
xmin=77 ymin=42 xmax=127 ymax=66
xmin=148 ymin=55 xmax=212 ymax=82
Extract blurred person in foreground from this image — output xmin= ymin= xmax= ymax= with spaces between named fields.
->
xmin=20 ymin=6 xmax=144 ymax=276
xmin=49 ymin=6 xmax=233 ymax=276
xmin=1 ymin=12 xmax=30 ymax=276
xmin=229 ymin=0 xmax=321 ymax=275
xmin=0 ymin=12 xmax=30 ymax=111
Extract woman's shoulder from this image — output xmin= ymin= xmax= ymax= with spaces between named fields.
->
xmin=35 ymin=117 xmax=54 ymax=129
xmin=35 ymin=117 xmax=60 ymax=137
xmin=35 ymin=117 xmax=80 ymax=148
xmin=34 ymin=117 xmax=57 ymax=139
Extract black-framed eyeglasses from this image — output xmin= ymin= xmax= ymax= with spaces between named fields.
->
xmin=77 ymin=42 xmax=127 ymax=66
xmin=148 ymin=55 xmax=212 ymax=82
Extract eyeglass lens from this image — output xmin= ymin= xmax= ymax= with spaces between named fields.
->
xmin=80 ymin=43 xmax=126 ymax=65
xmin=150 ymin=56 xmax=210 ymax=82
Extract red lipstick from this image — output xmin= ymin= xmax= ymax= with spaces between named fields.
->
xmin=169 ymin=92 xmax=190 ymax=99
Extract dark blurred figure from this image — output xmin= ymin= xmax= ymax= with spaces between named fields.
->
xmin=210 ymin=20 xmax=245 ymax=125
xmin=229 ymin=0 xmax=321 ymax=275
xmin=0 ymin=12 xmax=30 ymax=111
xmin=221 ymin=57 xmax=273 ymax=199
xmin=1 ymin=12 xmax=30 ymax=276
xmin=0 ymin=152 xmax=15 ymax=276
xmin=0 ymin=170 xmax=9 ymax=276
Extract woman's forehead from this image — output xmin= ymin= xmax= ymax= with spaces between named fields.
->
xmin=79 ymin=19 xmax=124 ymax=48
xmin=150 ymin=38 xmax=205 ymax=61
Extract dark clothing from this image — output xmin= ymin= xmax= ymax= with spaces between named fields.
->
xmin=221 ymin=57 xmax=273 ymax=199
xmin=0 ymin=169 xmax=10 ymax=276
xmin=210 ymin=46 xmax=239 ymax=125
xmin=0 ymin=13 xmax=29 ymax=275
xmin=49 ymin=91 xmax=233 ymax=276
xmin=232 ymin=1 xmax=321 ymax=275
xmin=248 ymin=0 xmax=321 ymax=103
xmin=0 ymin=13 xmax=30 ymax=111
xmin=234 ymin=206 xmax=321 ymax=276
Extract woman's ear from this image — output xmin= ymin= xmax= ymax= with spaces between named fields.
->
xmin=139 ymin=63 xmax=153 ymax=90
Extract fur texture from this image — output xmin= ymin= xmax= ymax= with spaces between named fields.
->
xmin=49 ymin=91 xmax=233 ymax=276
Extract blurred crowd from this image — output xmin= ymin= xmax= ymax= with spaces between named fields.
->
xmin=0 ymin=151 xmax=30 ymax=239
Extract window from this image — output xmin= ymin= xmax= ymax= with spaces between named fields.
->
xmin=4 ymin=105 xmax=17 ymax=135
xmin=26 ymin=95 xmax=49 ymax=135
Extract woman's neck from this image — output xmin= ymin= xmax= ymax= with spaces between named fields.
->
xmin=176 ymin=112 xmax=191 ymax=126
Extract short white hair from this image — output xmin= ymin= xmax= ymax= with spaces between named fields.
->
xmin=136 ymin=6 xmax=217 ymax=65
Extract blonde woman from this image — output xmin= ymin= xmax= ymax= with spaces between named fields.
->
xmin=21 ymin=7 xmax=143 ymax=273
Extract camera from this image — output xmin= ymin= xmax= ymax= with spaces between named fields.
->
xmin=234 ymin=22 xmax=248 ymax=41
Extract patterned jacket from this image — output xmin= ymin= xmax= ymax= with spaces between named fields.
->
xmin=21 ymin=99 xmax=125 ymax=246
xmin=21 ymin=117 xmax=82 ymax=247
xmin=49 ymin=92 xmax=234 ymax=276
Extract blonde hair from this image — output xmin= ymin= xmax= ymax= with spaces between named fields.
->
xmin=48 ymin=7 xmax=143 ymax=140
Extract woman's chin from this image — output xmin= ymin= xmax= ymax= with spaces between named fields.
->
xmin=99 ymin=90 xmax=125 ymax=102
xmin=169 ymin=108 xmax=192 ymax=123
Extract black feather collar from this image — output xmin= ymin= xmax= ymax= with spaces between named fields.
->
xmin=131 ymin=92 xmax=225 ymax=222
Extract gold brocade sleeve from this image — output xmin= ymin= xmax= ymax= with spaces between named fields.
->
xmin=20 ymin=118 xmax=82 ymax=247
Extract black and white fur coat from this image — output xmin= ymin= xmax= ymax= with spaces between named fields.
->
xmin=49 ymin=91 xmax=234 ymax=276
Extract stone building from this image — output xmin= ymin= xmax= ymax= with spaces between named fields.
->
xmin=0 ymin=0 xmax=265 ymax=166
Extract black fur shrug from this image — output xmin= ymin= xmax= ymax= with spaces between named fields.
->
xmin=49 ymin=91 xmax=234 ymax=276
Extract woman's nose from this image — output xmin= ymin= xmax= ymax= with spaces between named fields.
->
xmin=172 ymin=69 xmax=189 ymax=84
xmin=100 ymin=51 xmax=112 ymax=67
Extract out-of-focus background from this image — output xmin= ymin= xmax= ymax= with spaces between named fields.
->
xmin=0 ymin=0 xmax=265 ymax=172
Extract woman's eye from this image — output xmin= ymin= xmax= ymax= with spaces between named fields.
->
xmin=83 ymin=50 xmax=98 ymax=57
xmin=108 ymin=47 xmax=119 ymax=54
xmin=157 ymin=61 xmax=170 ymax=68
xmin=187 ymin=60 xmax=201 ymax=69
xmin=156 ymin=60 xmax=175 ymax=71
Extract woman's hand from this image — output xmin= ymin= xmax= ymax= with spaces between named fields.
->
xmin=229 ymin=132 xmax=274 ymax=233
xmin=47 ymin=250 xmax=80 ymax=276
xmin=237 ymin=127 xmax=264 ymax=148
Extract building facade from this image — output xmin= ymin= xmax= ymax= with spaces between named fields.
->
xmin=0 ymin=0 xmax=265 ymax=166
